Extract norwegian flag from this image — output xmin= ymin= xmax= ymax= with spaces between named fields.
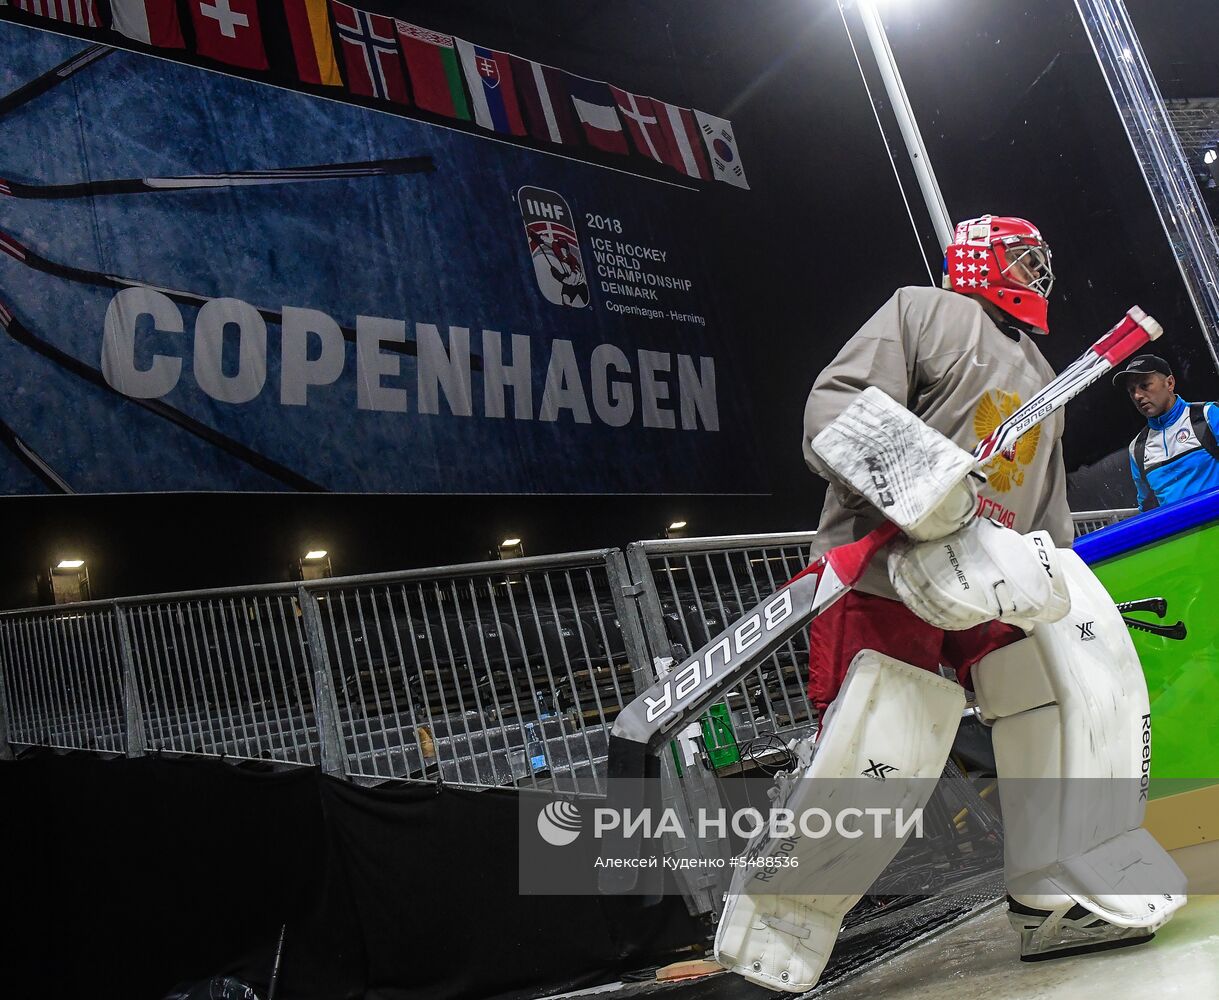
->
xmin=0 ymin=180 xmax=11 ymax=197
xmin=330 ymin=0 xmax=409 ymax=104
xmin=13 ymin=0 xmax=99 ymax=26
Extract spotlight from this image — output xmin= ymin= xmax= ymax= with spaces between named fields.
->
xmin=498 ymin=537 xmax=525 ymax=559
xmin=1205 ymin=149 xmax=1217 ymax=165
xmin=299 ymin=548 xmax=332 ymax=581
xmin=665 ymin=520 xmax=688 ymax=539
xmin=48 ymin=558 xmax=90 ymax=604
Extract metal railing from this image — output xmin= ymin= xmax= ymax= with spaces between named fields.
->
xmin=0 ymin=510 xmax=1142 ymax=778
xmin=1071 ymin=508 xmax=1138 ymax=537
xmin=625 ymin=531 xmax=821 ymax=753
xmin=304 ymin=551 xmax=646 ymax=793
xmin=0 ymin=550 xmax=649 ymax=795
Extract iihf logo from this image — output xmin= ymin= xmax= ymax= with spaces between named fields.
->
xmin=516 ymin=186 xmax=589 ymax=308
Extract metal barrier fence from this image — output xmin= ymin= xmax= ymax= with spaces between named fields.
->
xmin=0 ymin=508 xmax=1139 ymax=780
xmin=0 ymin=550 xmax=649 ymax=795
xmin=305 ymin=551 xmax=647 ymax=793
xmin=1072 ymin=508 xmax=1138 ymax=537
xmin=625 ymin=531 xmax=821 ymax=753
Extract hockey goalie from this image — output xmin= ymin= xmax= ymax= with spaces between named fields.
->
xmin=713 ymin=216 xmax=1187 ymax=991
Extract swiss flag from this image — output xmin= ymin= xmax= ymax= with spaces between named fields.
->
xmin=187 ymin=0 xmax=268 ymax=70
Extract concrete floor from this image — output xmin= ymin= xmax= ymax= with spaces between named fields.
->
xmin=820 ymin=841 xmax=1219 ymax=999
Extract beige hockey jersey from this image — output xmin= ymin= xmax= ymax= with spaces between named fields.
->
xmin=803 ymin=285 xmax=1073 ymax=599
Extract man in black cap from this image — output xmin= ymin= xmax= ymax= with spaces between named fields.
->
xmin=1113 ymin=353 xmax=1219 ymax=510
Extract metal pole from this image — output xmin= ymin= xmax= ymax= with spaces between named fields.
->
xmin=853 ymin=0 xmax=955 ymax=253
xmin=114 ymin=605 xmax=146 ymax=758
xmin=0 ymin=649 xmax=12 ymax=760
xmin=296 ymin=585 xmax=346 ymax=778
xmin=1074 ymin=0 xmax=1219 ymax=372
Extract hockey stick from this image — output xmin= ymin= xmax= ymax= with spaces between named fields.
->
xmin=0 ymin=296 xmax=325 ymax=491
xmin=0 ymin=156 xmax=435 ymax=199
xmin=599 ymin=306 xmax=1161 ymax=893
xmin=0 ymin=412 xmax=73 ymax=493
xmin=0 ymin=44 xmax=111 ymax=119
xmin=0 ymin=226 xmax=484 ymax=369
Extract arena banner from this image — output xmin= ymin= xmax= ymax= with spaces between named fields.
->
xmin=0 ymin=14 xmax=760 ymax=494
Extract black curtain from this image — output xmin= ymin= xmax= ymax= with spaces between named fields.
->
xmin=0 ymin=754 xmax=701 ymax=1000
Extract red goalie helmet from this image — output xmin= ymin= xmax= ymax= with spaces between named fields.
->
xmin=943 ymin=215 xmax=1054 ymax=334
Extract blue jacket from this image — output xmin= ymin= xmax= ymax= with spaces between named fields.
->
xmin=1128 ymin=396 xmax=1219 ymax=510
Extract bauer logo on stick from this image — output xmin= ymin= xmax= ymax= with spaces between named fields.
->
xmin=517 ymin=186 xmax=589 ymax=308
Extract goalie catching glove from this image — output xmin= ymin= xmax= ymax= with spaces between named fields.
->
xmin=888 ymin=519 xmax=1070 ymax=631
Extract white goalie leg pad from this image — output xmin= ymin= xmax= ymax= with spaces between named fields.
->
xmin=811 ymin=386 xmax=981 ymax=540
xmin=972 ymin=548 xmax=1186 ymax=931
xmin=714 ymin=650 xmax=965 ymax=993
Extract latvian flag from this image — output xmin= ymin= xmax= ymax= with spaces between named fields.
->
xmin=284 ymin=0 xmax=341 ymax=86
xmin=186 ymin=0 xmax=268 ymax=70
xmin=455 ymin=39 xmax=525 ymax=136
xmin=510 ymin=57 xmax=579 ymax=146
xmin=694 ymin=111 xmax=750 ymax=189
xmin=566 ymin=75 xmax=628 ymax=155
xmin=14 ymin=0 xmax=99 ymax=27
xmin=110 ymin=0 xmax=184 ymax=45
xmin=397 ymin=21 xmax=470 ymax=120
xmin=330 ymin=0 xmax=408 ymax=104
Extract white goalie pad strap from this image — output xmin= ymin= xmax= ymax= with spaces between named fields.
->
xmin=972 ymin=549 xmax=1187 ymax=928
xmin=714 ymin=651 xmax=964 ymax=993
xmin=811 ymin=386 xmax=980 ymax=540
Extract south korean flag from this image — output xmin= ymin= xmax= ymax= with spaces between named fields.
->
xmin=695 ymin=111 xmax=750 ymax=189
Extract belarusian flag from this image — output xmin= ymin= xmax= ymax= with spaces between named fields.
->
xmin=396 ymin=21 xmax=469 ymax=120
xmin=284 ymin=0 xmax=341 ymax=86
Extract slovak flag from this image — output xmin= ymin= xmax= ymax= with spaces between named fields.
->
xmin=694 ymin=111 xmax=749 ymax=189
xmin=455 ymin=39 xmax=525 ymax=136
xmin=566 ymin=74 xmax=628 ymax=155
